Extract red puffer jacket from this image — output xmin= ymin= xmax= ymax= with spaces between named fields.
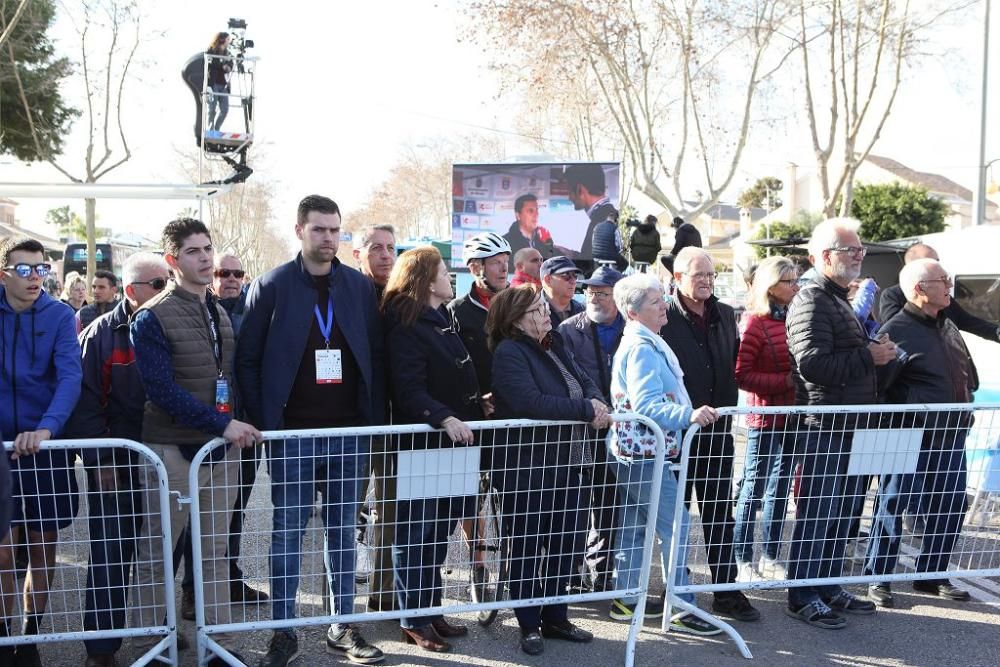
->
xmin=736 ymin=312 xmax=795 ymax=428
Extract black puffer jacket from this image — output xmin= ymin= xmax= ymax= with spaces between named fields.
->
xmin=878 ymin=303 xmax=977 ymax=431
xmin=629 ymin=221 xmax=661 ymax=264
xmin=591 ymin=220 xmax=627 ymax=271
xmin=786 ymin=273 xmax=877 ymax=421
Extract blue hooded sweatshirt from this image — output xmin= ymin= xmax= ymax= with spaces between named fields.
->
xmin=0 ymin=287 xmax=82 ymax=439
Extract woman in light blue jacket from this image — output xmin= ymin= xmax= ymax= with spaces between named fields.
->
xmin=606 ymin=272 xmax=721 ymax=635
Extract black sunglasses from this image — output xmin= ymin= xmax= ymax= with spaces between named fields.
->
xmin=133 ymin=278 xmax=168 ymax=290
xmin=3 ymin=263 xmax=52 ymax=279
xmin=215 ymin=269 xmax=245 ymax=279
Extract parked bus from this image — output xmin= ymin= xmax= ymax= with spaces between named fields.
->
xmin=62 ymin=241 xmax=137 ymax=281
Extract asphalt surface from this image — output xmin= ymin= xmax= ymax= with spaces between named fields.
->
xmin=11 ymin=451 xmax=1000 ymax=666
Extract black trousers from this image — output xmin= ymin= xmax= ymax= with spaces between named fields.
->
xmin=83 ymin=456 xmax=142 ymax=656
xmin=685 ymin=429 xmax=738 ymax=588
xmin=497 ymin=466 xmax=586 ymax=630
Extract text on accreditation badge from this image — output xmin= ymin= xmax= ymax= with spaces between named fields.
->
xmin=316 ymin=348 xmax=343 ymax=384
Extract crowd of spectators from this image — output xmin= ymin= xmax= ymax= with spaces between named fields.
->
xmin=0 ymin=206 xmax=996 ymax=667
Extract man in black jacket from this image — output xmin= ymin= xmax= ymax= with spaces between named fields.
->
xmin=66 ymin=252 xmax=169 ymax=667
xmin=447 ymin=231 xmax=510 ymax=597
xmin=864 ymin=258 xmax=975 ymax=607
xmin=880 ymin=243 xmax=999 ymax=343
xmin=448 ymin=232 xmax=510 ymax=394
xmin=559 ymin=266 xmax=624 ymax=591
xmin=784 ymin=218 xmax=897 ymax=629
xmin=660 ymin=247 xmax=759 ymax=622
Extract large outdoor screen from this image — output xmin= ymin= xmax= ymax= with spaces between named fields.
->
xmin=451 ymin=162 xmax=621 ymax=271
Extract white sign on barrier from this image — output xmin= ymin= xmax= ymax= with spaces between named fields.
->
xmin=847 ymin=428 xmax=923 ymax=476
xmin=397 ymin=446 xmax=481 ymax=500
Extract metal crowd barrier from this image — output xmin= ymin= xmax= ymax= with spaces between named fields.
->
xmin=667 ymin=403 xmax=1000 ymax=659
xmin=187 ymin=415 xmax=668 ymax=667
xmin=0 ymin=439 xmax=178 ymax=666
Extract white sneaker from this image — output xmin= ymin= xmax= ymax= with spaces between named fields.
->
xmin=735 ymin=561 xmax=756 ymax=583
xmin=758 ymin=556 xmax=787 ymax=579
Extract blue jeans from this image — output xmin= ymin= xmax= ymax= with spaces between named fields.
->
xmin=613 ymin=459 xmax=694 ymax=605
xmin=207 ymin=83 xmax=228 ymax=131
xmin=733 ymin=428 xmax=792 ymax=563
xmin=865 ymin=430 xmax=968 ymax=578
xmin=268 ymin=436 xmax=367 ymax=628
xmin=392 ymin=495 xmax=476 ymax=629
xmin=786 ymin=430 xmax=867 ymax=607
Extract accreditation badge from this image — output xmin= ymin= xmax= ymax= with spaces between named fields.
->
xmin=315 ymin=348 xmax=343 ymax=384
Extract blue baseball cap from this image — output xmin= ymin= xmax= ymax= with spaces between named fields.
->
xmin=540 ymin=256 xmax=581 ymax=280
xmin=579 ymin=265 xmax=623 ymax=288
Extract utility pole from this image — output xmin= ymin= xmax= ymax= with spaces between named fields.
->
xmin=972 ymin=0 xmax=991 ymax=226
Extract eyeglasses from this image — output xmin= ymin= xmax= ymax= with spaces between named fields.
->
xmin=529 ymin=301 xmax=551 ymax=316
xmin=776 ymin=278 xmax=799 ymax=286
xmin=3 ymin=263 xmax=52 ymax=279
xmin=827 ymin=246 xmax=867 ymax=258
xmin=685 ymin=271 xmax=717 ymax=282
xmin=919 ymin=276 xmax=953 ymax=287
xmin=132 ymin=278 xmax=168 ymax=290
xmin=214 ymin=269 xmax=246 ymax=279
xmin=552 ymin=272 xmax=579 ymax=282
xmin=585 ymin=289 xmax=613 ymax=301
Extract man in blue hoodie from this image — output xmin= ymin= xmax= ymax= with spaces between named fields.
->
xmin=0 ymin=237 xmax=82 ymax=666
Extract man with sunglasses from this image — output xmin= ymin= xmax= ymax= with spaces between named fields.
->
xmin=206 ymin=251 xmax=267 ymax=611
xmin=0 ymin=237 xmax=82 ymax=666
xmin=540 ymin=256 xmax=583 ymax=329
xmin=65 ymin=252 xmax=169 ymax=667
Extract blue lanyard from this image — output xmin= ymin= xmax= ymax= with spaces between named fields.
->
xmin=314 ymin=295 xmax=334 ymax=347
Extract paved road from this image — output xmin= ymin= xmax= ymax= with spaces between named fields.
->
xmin=13 ymin=457 xmax=1000 ymax=666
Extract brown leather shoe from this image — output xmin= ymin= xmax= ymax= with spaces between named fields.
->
xmin=401 ymin=626 xmax=451 ymax=652
xmin=431 ymin=617 xmax=468 ymax=638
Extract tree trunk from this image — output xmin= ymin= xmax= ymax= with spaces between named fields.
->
xmin=85 ymin=196 xmax=96 ymax=295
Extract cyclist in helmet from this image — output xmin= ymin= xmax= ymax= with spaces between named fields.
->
xmin=448 ymin=232 xmax=511 ymax=390
xmin=446 ymin=231 xmax=510 ymax=598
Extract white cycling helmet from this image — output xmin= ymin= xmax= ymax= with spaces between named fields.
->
xmin=463 ymin=231 xmax=511 ymax=264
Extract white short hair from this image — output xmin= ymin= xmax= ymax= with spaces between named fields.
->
xmin=122 ymin=252 xmax=169 ymax=286
xmin=673 ymin=246 xmax=712 ymax=275
xmin=808 ymin=217 xmax=861 ymax=262
xmin=613 ymin=272 xmax=662 ymax=315
xmin=898 ymin=258 xmax=940 ymax=300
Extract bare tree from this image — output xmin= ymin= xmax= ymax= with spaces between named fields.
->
xmin=468 ymin=0 xmax=796 ymax=219
xmin=175 ymin=148 xmax=291 ymax=278
xmin=796 ymin=0 xmax=974 ymax=217
xmin=13 ymin=0 xmax=142 ymax=283
xmin=343 ymin=134 xmax=506 ymax=242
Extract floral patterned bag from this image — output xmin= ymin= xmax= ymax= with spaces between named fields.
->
xmin=609 ymin=393 xmax=679 ymax=460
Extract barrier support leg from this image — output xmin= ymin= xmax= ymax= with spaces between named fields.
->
xmin=667 ymin=595 xmax=753 ymax=659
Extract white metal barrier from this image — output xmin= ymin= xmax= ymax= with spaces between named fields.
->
xmin=667 ymin=403 xmax=1000 ymax=659
xmin=0 ymin=439 xmax=178 ymax=666
xmin=187 ymin=415 xmax=669 ymax=667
